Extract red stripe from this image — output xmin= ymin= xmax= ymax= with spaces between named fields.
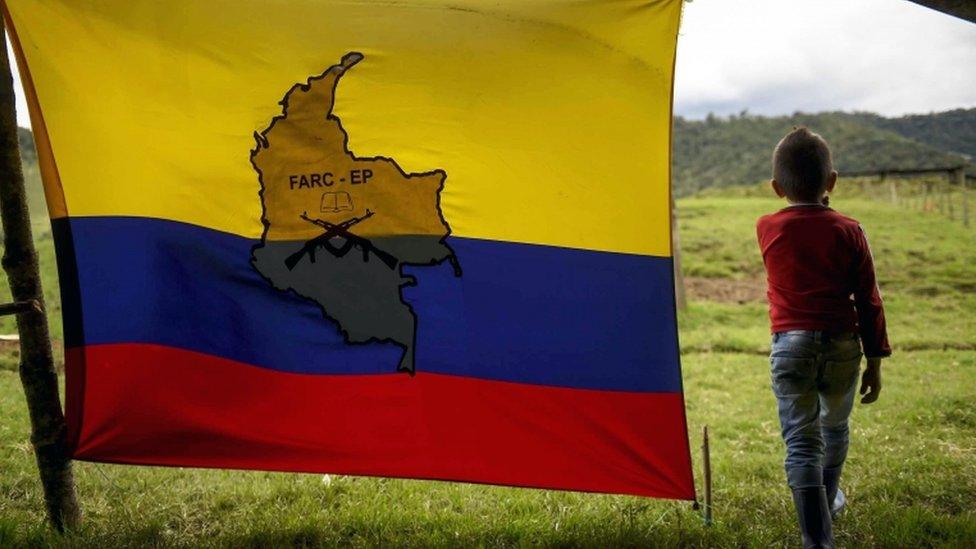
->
xmin=67 ymin=344 xmax=694 ymax=499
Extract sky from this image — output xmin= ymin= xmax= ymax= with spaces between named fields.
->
xmin=674 ymin=0 xmax=976 ymax=118
xmin=6 ymin=0 xmax=976 ymax=127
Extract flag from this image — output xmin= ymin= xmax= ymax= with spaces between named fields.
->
xmin=4 ymin=0 xmax=693 ymax=499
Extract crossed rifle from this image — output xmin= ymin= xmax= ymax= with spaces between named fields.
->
xmin=284 ymin=209 xmax=399 ymax=271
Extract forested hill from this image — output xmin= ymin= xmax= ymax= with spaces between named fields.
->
xmin=14 ymin=108 xmax=976 ymax=198
xmin=673 ymin=109 xmax=975 ymax=195
xmin=17 ymin=126 xmax=36 ymax=164
xmin=849 ymin=109 xmax=976 ymax=160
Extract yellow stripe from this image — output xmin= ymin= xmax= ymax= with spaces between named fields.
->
xmin=6 ymin=0 xmax=679 ymax=257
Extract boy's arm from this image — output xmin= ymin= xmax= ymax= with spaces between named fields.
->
xmin=852 ymin=225 xmax=889 ymax=403
xmin=852 ymin=226 xmax=890 ymax=358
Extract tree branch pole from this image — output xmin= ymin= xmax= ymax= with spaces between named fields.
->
xmin=0 ymin=17 xmax=81 ymax=531
xmin=0 ymin=298 xmax=41 ymax=316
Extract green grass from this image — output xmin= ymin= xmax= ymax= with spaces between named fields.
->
xmin=0 ymin=179 xmax=974 ymax=547
xmin=678 ymin=181 xmax=976 ymax=355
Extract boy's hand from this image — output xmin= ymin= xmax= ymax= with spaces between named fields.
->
xmin=860 ymin=358 xmax=882 ymax=404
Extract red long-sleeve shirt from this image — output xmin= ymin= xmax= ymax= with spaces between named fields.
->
xmin=757 ymin=204 xmax=891 ymax=358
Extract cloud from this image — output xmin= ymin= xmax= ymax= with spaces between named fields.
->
xmin=675 ymin=0 xmax=976 ymax=118
xmin=5 ymin=38 xmax=31 ymax=128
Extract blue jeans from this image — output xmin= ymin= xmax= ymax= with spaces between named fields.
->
xmin=770 ymin=330 xmax=862 ymax=489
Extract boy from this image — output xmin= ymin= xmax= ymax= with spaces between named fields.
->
xmin=757 ymin=127 xmax=889 ymax=548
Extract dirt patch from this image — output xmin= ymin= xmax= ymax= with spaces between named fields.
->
xmin=686 ymin=277 xmax=766 ymax=303
xmin=0 ymin=338 xmax=19 ymax=351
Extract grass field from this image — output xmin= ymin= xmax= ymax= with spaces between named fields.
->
xmin=1 ymin=181 xmax=974 ymax=547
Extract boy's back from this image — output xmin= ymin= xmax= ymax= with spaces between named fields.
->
xmin=757 ymin=205 xmax=889 ymax=358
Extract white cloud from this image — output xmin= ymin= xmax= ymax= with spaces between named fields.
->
xmin=5 ymin=38 xmax=31 ymax=128
xmin=675 ymin=0 xmax=976 ymax=118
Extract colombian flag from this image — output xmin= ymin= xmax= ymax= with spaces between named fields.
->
xmin=4 ymin=0 xmax=693 ymax=499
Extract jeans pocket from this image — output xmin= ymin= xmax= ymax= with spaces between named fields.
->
xmin=822 ymin=355 xmax=862 ymax=395
xmin=770 ymin=357 xmax=816 ymax=397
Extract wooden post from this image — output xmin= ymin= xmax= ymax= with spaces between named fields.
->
xmin=671 ymin=193 xmax=687 ymax=310
xmin=960 ymin=170 xmax=969 ymax=228
xmin=943 ymin=172 xmax=953 ymax=219
xmin=945 ymin=177 xmax=951 ymax=216
xmin=0 ymin=18 xmax=81 ymax=531
xmin=702 ymin=425 xmax=713 ymax=526
xmin=886 ymin=175 xmax=898 ymax=205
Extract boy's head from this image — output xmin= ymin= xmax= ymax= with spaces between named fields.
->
xmin=771 ymin=127 xmax=837 ymax=203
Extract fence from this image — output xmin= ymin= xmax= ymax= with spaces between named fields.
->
xmin=842 ymin=166 xmax=973 ymax=227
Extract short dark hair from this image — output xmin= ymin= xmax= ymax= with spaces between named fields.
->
xmin=772 ymin=127 xmax=833 ymax=202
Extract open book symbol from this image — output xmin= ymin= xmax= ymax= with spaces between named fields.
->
xmin=320 ymin=191 xmax=354 ymax=213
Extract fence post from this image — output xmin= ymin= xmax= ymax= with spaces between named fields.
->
xmin=936 ymin=180 xmax=942 ymax=213
xmin=0 ymin=18 xmax=81 ymax=531
xmin=671 ymin=193 xmax=687 ymax=310
xmin=943 ymin=171 xmax=953 ymax=219
xmin=956 ymin=168 xmax=968 ymax=228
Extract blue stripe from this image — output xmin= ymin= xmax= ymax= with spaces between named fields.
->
xmin=54 ymin=216 xmax=681 ymax=392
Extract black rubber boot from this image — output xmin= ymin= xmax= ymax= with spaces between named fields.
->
xmin=791 ymin=486 xmax=835 ymax=549
xmin=823 ymin=465 xmax=846 ymax=519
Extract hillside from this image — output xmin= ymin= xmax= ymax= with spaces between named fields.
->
xmin=17 ymin=126 xmax=36 ymax=164
xmin=672 ymin=109 xmax=974 ymax=195
xmin=11 ymin=128 xmax=45 ymax=219
xmin=853 ymin=108 xmax=976 ymax=160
